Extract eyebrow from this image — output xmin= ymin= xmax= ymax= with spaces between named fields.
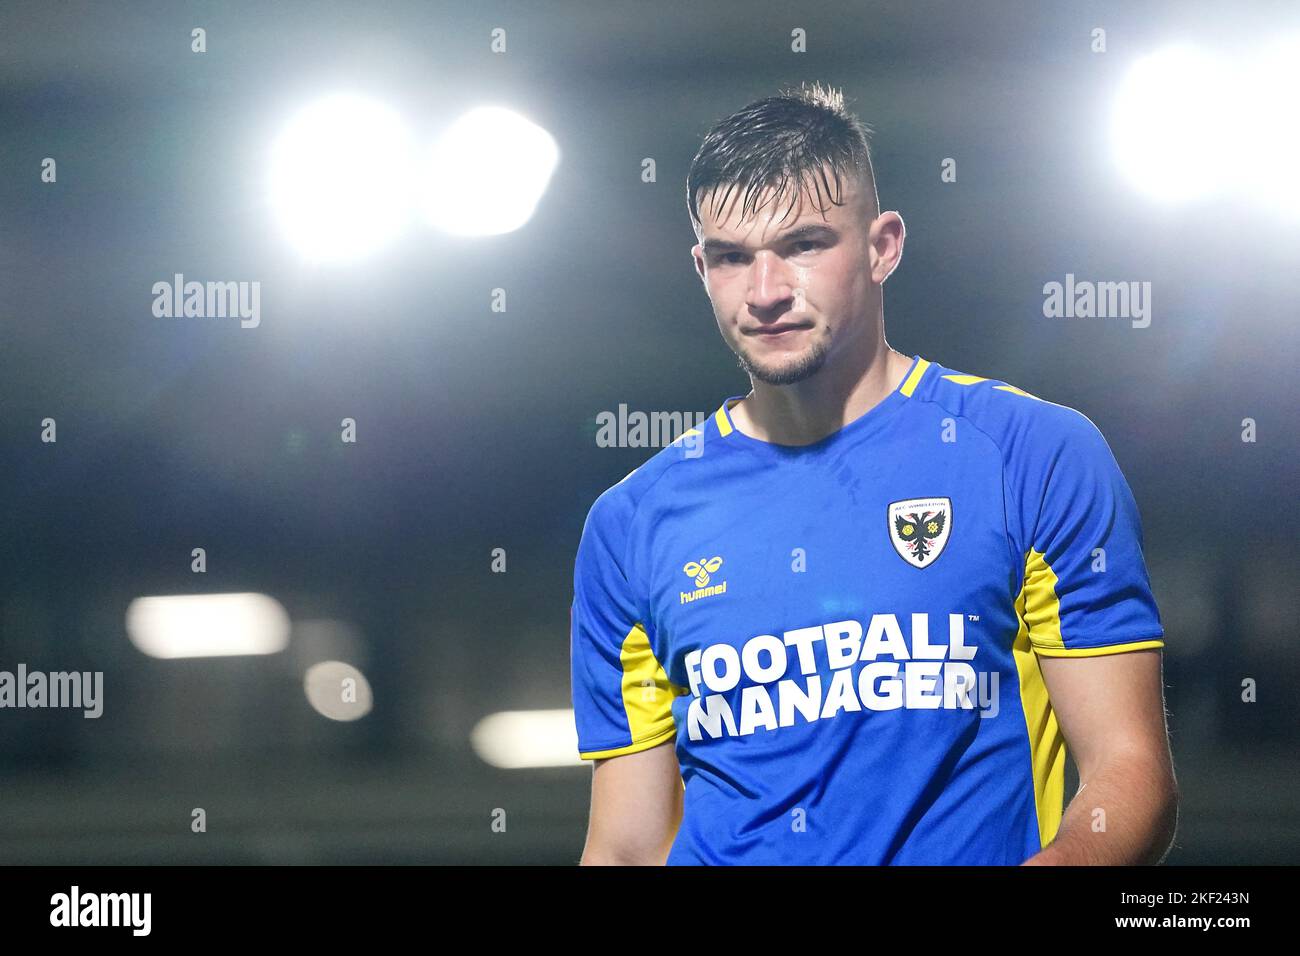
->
xmin=701 ymin=223 xmax=839 ymax=257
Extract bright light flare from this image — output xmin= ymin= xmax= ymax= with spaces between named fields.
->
xmin=1237 ymin=38 xmax=1300 ymax=214
xmin=422 ymin=106 xmax=559 ymax=236
xmin=304 ymin=660 xmax=373 ymax=721
xmin=470 ymin=709 xmax=583 ymax=768
xmin=126 ymin=593 xmax=291 ymax=659
xmin=269 ymin=93 xmax=415 ymax=262
xmin=1111 ymin=45 xmax=1230 ymax=202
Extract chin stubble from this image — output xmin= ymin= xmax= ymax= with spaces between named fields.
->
xmin=736 ymin=332 xmax=832 ymax=386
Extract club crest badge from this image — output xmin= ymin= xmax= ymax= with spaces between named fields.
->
xmin=888 ymin=497 xmax=952 ymax=568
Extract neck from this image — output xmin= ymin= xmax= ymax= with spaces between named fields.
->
xmin=731 ymin=335 xmax=912 ymax=446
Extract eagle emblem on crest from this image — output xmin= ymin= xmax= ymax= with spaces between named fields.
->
xmin=888 ymin=497 xmax=953 ymax=568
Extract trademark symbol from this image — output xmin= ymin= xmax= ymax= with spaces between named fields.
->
xmin=967 ymin=615 xmax=979 ymax=622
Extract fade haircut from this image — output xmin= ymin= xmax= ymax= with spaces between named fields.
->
xmin=686 ymin=82 xmax=879 ymax=236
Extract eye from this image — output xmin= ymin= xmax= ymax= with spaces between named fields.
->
xmin=793 ymin=239 xmax=823 ymax=253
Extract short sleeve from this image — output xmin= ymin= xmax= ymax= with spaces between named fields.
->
xmin=1019 ymin=409 xmax=1165 ymax=657
xmin=570 ymin=486 xmax=680 ymax=759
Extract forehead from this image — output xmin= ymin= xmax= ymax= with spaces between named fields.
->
xmin=696 ymin=167 xmax=867 ymax=242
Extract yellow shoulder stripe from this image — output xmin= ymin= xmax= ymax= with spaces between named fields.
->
xmin=993 ymin=384 xmax=1039 ymax=399
xmin=899 ymin=357 xmax=931 ymax=396
xmin=940 ymin=372 xmax=1041 ymax=401
xmin=714 ymin=404 xmax=733 ymax=437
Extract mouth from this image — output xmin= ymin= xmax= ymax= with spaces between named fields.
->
xmin=748 ymin=323 xmax=812 ymax=337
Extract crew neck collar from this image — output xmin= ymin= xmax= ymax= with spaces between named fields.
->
xmin=713 ymin=354 xmax=930 ymax=456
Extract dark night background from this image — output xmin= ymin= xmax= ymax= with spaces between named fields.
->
xmin=1 ymin=0 xmax=1296 ymax=863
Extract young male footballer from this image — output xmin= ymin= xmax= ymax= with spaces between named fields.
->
xmin=570 ymin=83 xmax=1179 ymax=865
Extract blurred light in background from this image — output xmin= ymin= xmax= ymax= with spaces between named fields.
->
xmin=1238 ymin=38 xmax=1300 ymax=215
xmin=470 ymin=709 xmax=583 ymax=768
xmin=1111 ymin=45 xmax=1229 ymax=203
xmin=125 ymin=592 xmax=291 ymax=659
xmin=269 ymin=93 xmax=414 ymax=262
xmin=1112 ymin=39 xmax=1300 ymax=216
xmin=422 ymin=106 xmax=559 ymax=236
xmin=303 ymin=660 xmax=373 ymax=721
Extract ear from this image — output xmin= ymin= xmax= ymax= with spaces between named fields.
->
xmin=870 ymin=212 xmax=906 ymax=285
xmin=691 ymin=243 xmax=707 ymax=283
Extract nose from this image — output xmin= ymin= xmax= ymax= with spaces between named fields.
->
xmin=745 ymin=250 xmax=795 ymax=311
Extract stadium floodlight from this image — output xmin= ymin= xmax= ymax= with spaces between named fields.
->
xmin=421 ymin=106 xmax=559 ymax=236
xmin=470 ymin=709 xmax=583 ymax=768
xmin=1110 ymin=45 xmax=1230 ymax=203
xmin=126 ymin=592 xmax=291 ymax=659
xmin=269 ymin=93 xmax=414 ymax=262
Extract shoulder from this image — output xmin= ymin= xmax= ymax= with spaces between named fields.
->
xmin=581 ymin=402 xmax=737 ymax=533
xmin=910 ymin=356 xmax=1111 ymax=465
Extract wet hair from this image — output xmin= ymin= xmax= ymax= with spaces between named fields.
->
xmin=686 ymin=81 xmax=878 ymax=233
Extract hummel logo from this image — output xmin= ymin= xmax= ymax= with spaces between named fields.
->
xmin=681 ymin=556 xmax=727 ymax=604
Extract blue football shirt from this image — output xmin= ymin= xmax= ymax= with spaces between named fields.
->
xmin=569 ymin=353 xmax=1165 ymax=864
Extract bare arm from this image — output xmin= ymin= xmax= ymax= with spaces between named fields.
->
xmin=579 ymin=740 xmax=683 ymax=865
xmin=1022 ymin=648 xmax=1179 ymax=865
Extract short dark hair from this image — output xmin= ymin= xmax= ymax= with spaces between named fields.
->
xmin=686 ymin=82 xmax=878 ymax=234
